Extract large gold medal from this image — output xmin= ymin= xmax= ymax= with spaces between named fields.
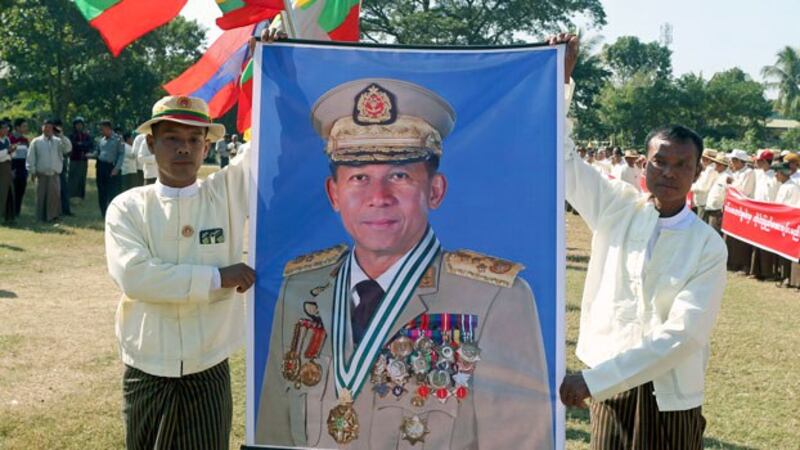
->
xmin=327 ymin=390 xmax=359 ymax=445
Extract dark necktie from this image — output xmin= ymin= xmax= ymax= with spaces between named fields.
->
xmin=352 ymin=279 xmax=385 ymax=345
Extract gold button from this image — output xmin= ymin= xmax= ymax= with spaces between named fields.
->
xmin=182 ymin=225 xmax=194 ymax=238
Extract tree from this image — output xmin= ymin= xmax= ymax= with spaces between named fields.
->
xmin=360 ymin=0 xmax=606 ymax=45
xmin=0 ymin=0 xmax=205 ymax=131
xmin=762 ymin=46 xmax=800 ymax=119
xmin=779 ymin=127 xmax=800 ymax=150
xmin=703 ymin=68 xmax=772 ymax=142
xmin=570 ymin=34 xmax=610 ymax=141
xmin=602 ymin=36 xmax=672 ymax=82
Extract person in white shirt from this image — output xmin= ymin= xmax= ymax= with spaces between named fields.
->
xmin=133 ymin=133 xmax=157 ymax=185
xmin=784 ymin=153 xmax=800 ymax=182
xmin=227 ymin=134 xmax=241 ymax=158
xmin=724 ymin=149 xmax=757 ymax=272
xmin=749 ymin=150 xmax=781 ymax=279
xmin=27 ymin=119 xmax=70 ymax=222
xmin=216 ymin=134 xmax=231 ymax=168
xmin=594 ymin=148 xmax=613 ymax=176
xmin=691 ymin=149 xmax=720 ymax=218
xmin=772 ymin=162 xmax=800 ymax=288
xmin=752 ymin=149 xmax=778 ymax=202
xmin=105 ymin=96 xmax=255 ymax=449
xmin=120 ymin=132 xmax=140 ymax=193
xmin=612 ymin=149 xmax=643 ymax=191
xmin=701 ymin=156 xmax=730 ymax=233
xmin=559 ymin=108 xmax=726 ymax=450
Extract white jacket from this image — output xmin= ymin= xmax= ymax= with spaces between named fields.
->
xmin=565 ymin=131 xmax=728 ymax=411
xmin=105 ymin=146 xmax=250 ymax=377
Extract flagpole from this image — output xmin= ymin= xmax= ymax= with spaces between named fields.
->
xmin=281 ymin=0 xmax=299 ymax=38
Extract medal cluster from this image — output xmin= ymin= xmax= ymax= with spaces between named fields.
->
xmin=370 ymin=314 xmax=481 ymax=408
xmin=281 ymin=319 xmax=326 ymax=388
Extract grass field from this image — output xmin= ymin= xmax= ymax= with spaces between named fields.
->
xmin=0 ymin=166 xmax=798 ymax=449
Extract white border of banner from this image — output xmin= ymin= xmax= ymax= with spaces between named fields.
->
xmin=245 ymin=42 xmax=567 ymax=449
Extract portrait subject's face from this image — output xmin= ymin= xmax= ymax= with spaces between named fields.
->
xmin=645 ymin=139 xmax=701 ymax=205
xmin=326 ymin=162 xmax=446 ymax=258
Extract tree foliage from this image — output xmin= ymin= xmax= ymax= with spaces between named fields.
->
xmin=762 ymin=46 xmax=800 ymax=119
xmin=602 ymin=36 xmax=672 ymax=82
xmin=0 ymin=0 xmax=205 ymax=131
xmin=360 ymin=0 xmax=606 ymax=45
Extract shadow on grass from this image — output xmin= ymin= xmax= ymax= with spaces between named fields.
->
xmin=566 ymin=406 xmax=591 ymax=443
xmin=0 ymin=243 xmax=25 ymax=252
xmin=703 ymin=437 xmax=758 ymax=450
xmin=0 ymin=290 xmax=18 ymax=298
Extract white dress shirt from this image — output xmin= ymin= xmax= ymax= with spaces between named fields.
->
xmin=775 ymin=180 xmax=800 ymax=207
xmin=349 ymin=246 xmax=414 ymax=307
xmin=753 ymin=168 xmax=779 ymax=202
xmin=729 ymin=166 xmax=755 ymax=198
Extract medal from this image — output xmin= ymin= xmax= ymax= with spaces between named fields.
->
xmin=457 ymin=342 xmax=481 ymax=363
xmin=281 ymin=322 xmax=303 ymax=382
xmin=400 ymin=415 xmax=429 ymax=445
xmin=390 ymin=335 xmax=414 ymax=358
xmin=300 ymin=324 xmax=326 ymax=387
xmin=327 ymin=389 xmax=359 ymax=445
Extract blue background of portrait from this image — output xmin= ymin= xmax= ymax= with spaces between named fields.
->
xmin=251 ymin=42 xmax=562 ymax=441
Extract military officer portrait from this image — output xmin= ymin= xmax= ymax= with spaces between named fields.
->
xmin=254 ymin=78 xmax=554 ymax=449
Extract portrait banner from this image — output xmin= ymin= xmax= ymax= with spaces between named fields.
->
xmin=722 ymin=188 xmax=800 ymax=262
xmin=246 ymin=41 xmax=566 ymax=449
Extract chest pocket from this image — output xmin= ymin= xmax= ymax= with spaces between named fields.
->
xmin=286 ymin=354 xmax=330 ymax=447
xmin=198 ymin=227 xmax=229 ymax=265
xmin=370 ymin=391 xmax=459 ymax=450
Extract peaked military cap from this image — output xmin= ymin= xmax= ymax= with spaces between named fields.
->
xmin=310 ymin=78 xmax=456 ymax=165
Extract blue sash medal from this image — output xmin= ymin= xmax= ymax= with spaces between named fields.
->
xmin=327 ymin=228 xmax=441 ymax=445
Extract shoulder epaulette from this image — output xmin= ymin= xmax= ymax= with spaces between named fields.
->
xmin=283 ymin=244 xmax=348 ymax=277
xmin=444 ymin=249 xmax=524 ymax=288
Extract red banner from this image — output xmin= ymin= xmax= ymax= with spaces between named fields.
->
xmin=722 ymin=188 xmax=800 ymax=262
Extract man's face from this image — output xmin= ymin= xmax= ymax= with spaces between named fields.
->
xmin=16 ymin=122 xmax=28 ymax=135
xmin=611 ymin=154 xmax=622 ymax=164
xmin=645 ymin=138 xmax=701 ymax=206
xmin=714 ymin=162 xmax=727 ymax=172
xmin=777 ymin=171 xmax=790 ymax=183
xmin=755 ymin=159 xmax=770 ymax=170
xmin=789 ymin=161 xmax=798 ymax=174
xmin=326 ymin=162 xmax=447 ymax=258
xmin=0 ymin=124 xmax=8 ymax=137
xmin=42 ymin=124 xmax=54 ymax=137
xmin=146 ymin=121 xmax=209 ymax=187
xmin=625 ymin=157 xmax=636 ymax=167
xmin=100 ymin=125 xmax=112 ymax=138
xmin=730 ymin=158 xmax=744 ymax=171
xmin=75 ymin=122 xmax=84 ymax=132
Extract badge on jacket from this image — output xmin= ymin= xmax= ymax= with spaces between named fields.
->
xmin=199 ymin=228 xmax=225 ymax=245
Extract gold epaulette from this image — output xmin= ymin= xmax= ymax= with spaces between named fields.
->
xmin=444 ymin=250 xmax=524 ymax=288
xmin=283 ymin=244 xmax=348 ymax=277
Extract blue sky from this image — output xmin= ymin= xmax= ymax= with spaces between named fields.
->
xmin=182 ymin=0 xmax=799 ymax=85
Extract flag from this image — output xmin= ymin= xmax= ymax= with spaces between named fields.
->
xmin=237 ymin=59 xmax=255 ymax=135
xmin=163 ymin=26 xmax=255 ymax=119
xmin=216 ymin=0 xmax=283 ymax=30
xmin=73 ymin=0 xmax=187 ymax=57
xmin=278 ymin=0 xmax=360 ymax=41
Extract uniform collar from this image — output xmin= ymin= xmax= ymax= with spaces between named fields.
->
xmin=155 ymin=179 xmax=200 ymax=199
xmin=349 ymin=245 xmax=415 ymax=296
xmin=658 ymin=204 xmax=694 ymax=230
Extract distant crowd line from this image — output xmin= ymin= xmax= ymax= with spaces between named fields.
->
xmin=0 ymin=116 xmax=243 ymax=225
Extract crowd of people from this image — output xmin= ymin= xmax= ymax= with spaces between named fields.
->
xmin=574 ymin=144 xmax=800 ymax=290
xmin=0 ymin=116 xmax=241 ymax=225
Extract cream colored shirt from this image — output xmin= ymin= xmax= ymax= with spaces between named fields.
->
xmin=753 ymin=168 xmax=779 ymax=202
xmin=730 ymin=166 xmax=755 ymax=198
xmin=105 ymin=146 xmax=249 ymax=377
xmin=775 ymin=180 xmax=800 ymax=207
xmin=691 ymin=165 xmax=719 ymax=207
xmin=27 ymin=134 xmax=69 ymax=175
xmin=567 ymin=127 xmax=727 ymax=411
xmin=133 ymin=134 xmax=158 ymax=180
xmin=705 ymin=170 xmax=729 ymax=211
xmin=121 ymin=143 xmax=138 ymax=175
xmin=613 ymin=163 xmax=642 ymax=191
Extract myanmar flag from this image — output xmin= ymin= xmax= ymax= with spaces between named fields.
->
xmin=216 ymin=0 xmax=283 ymax=30
xmin=281 ymin=0 xmax=360 ymax=41
xmin=74 ymin=0 xmax=187 ymax=57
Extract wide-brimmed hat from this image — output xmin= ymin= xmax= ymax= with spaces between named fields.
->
xmin=784 ymin=153 xmax=800 ymax=164
xmin=136 ymin=96 xmax=225 ymax=142
xmin=623 ymin=149 xmax=639 ymax=159
xmin=772 ymin=162 xmax=793 ymax=176
xmin=702 ymin=149 xmax=718 ymax=159
xmin=728 ymin=149 xmax=752 ymax=163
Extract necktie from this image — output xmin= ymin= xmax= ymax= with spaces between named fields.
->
xmin=352 ymin=279 xmax=385 ymax=345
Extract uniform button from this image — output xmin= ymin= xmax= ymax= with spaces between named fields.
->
xmin=182 ymin=225 xmax=194 ymax=238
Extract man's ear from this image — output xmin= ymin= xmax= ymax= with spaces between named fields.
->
xmin=325 ymin=176 xmax=340 ymax=211
xmin=146 ymin=134 xmax=155 ymax=154
xmin=428 ymin=173 xmax=447 ymax=210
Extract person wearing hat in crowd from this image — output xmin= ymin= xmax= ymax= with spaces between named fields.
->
xmin=95 ymin=119 xmax=125 ymax=218
xmin=747 ymin=150 xmax=781 ymax=279
xmin=701 ymin=153 xmax=730 ymax=233
xmin=724 ymin=149 xmax=756 ymax=273
xmin=611 ymin=149 xmax=643 ymax=191
xmin=784 ymin=152 xmax=800 ymax=182
xmin=104 ymin=95 xmax=255 ymax=449
xmin=255 ymin=77 xmax=553 ymax=449
xmin=771 ymin=162 xmax=800 ymax=288
xmin=594 ymin=148 xmax=613 ymax=176
xmin=68 ymin=116 xmax=93 ymax=201
xmin=691 ymin=149 xmax=721 ymax=218
xmin=26 ymin=118 xmax=71 ymax=222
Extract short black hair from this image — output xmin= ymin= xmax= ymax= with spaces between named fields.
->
xmin=99 ymin=120 xmax=113 ymax=128
xmin=43 ymin=118 xmax=55 ymax=126
xmin=644 ymin=125 xmax=704 ymax=166
xmin=329 ymin=155 xmax=441 ymax=181
xmin=13 ymin=118 xmax=27 ymax=128
xmin=613 ymin=147 xmax=624 ymax=156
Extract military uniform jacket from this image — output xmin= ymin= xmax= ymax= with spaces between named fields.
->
xmin=256 ymin=247 xmax=553 ymax=449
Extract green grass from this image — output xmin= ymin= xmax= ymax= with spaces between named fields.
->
xmin=1 ymin=169 xmax=798 ymax=449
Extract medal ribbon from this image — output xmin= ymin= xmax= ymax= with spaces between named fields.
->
xmin=332 ymin=226 xmax=440 ymax=400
